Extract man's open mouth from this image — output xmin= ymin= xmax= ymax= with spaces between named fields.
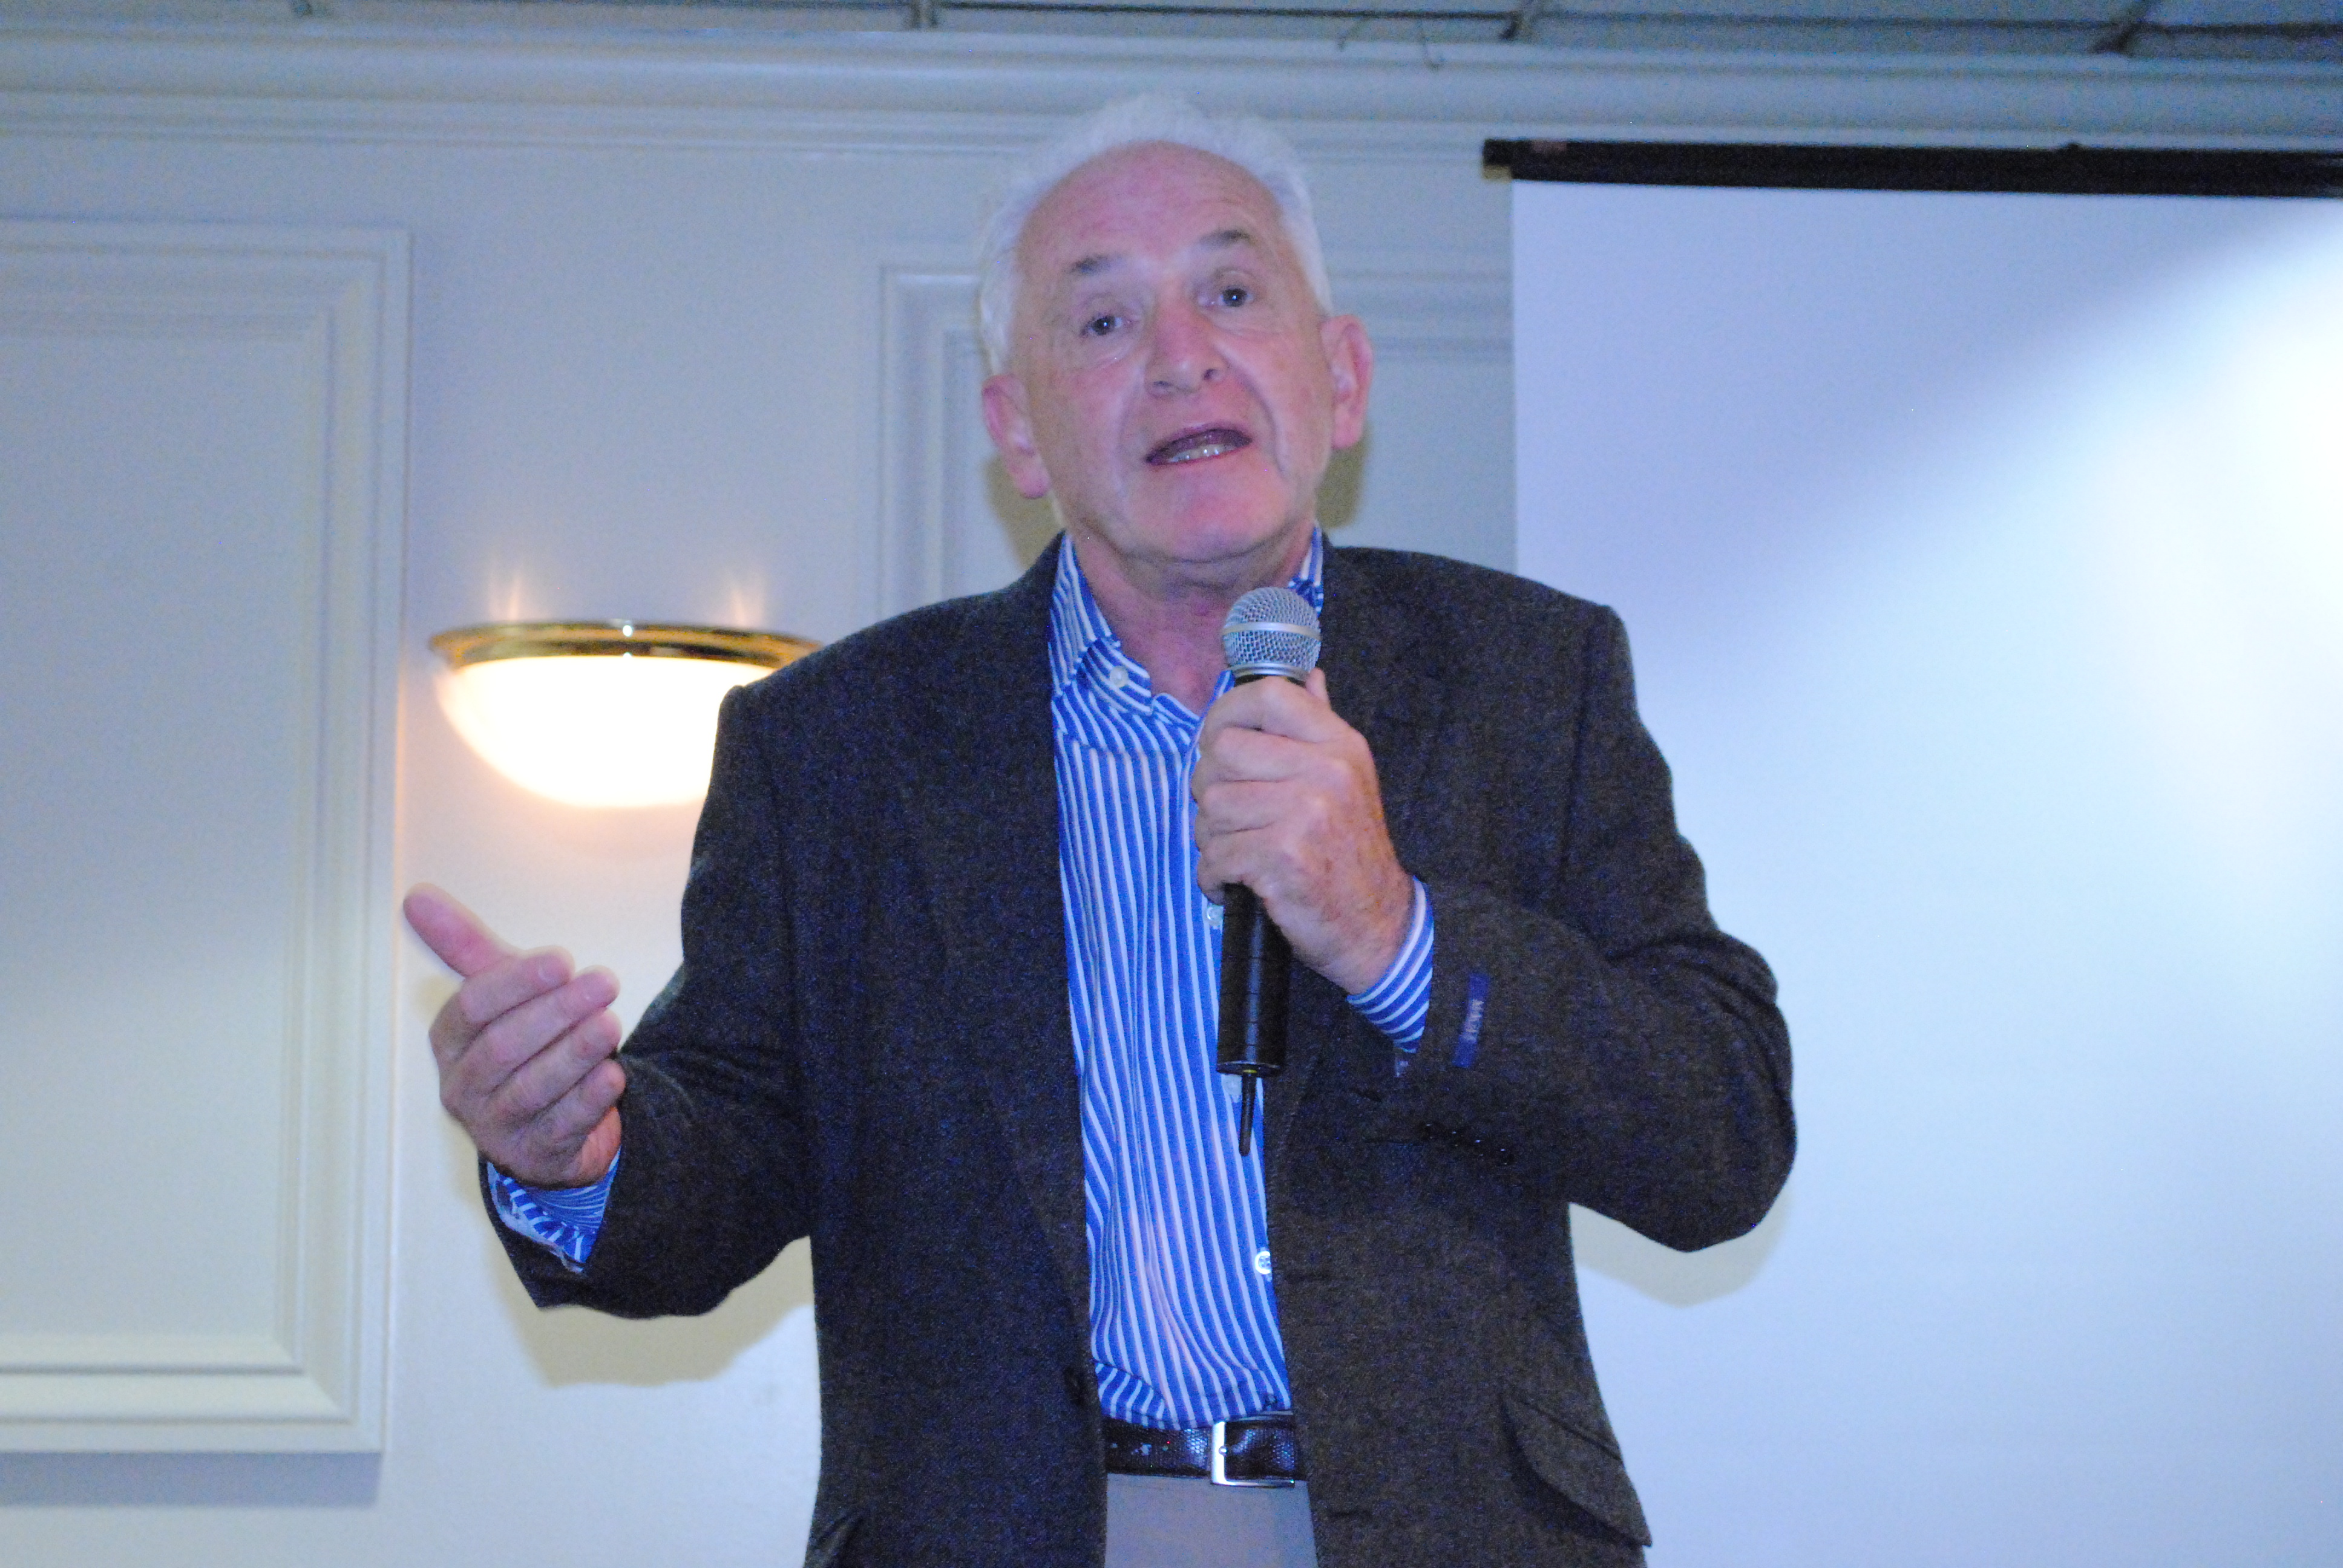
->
xmin=1146 ymin=427 xmax=1252 ymax=466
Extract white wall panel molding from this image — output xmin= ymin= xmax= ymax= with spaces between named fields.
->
xmin=1314 ymin=261 xmax=1516 ymax=572
xmin=1337 ymin=263 xmax=1510 ymax=361
xmin=876 ymin=269 xmax=966 ymax=619
xmin=877 ymin=267 xmax=1032 ymax=618
xmin=0 ymin=221 xmax=405 ymax=1451
xmin=1 ymin=17 xmax=2336 ymax=153
xmin=878 ymin=255 xmax=1510 ymax=620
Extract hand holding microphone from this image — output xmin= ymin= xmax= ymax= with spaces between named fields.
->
xmin=1196 ymin=589 xmax=1414 ymax=1154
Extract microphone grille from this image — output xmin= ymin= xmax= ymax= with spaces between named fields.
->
xmin=1222 ymin=586 xmax=1321 ymax=680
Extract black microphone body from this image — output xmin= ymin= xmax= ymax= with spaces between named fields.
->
xmin=1214 ymin=587 xmax=1322 ymax=1155
xmin=1214 ymin=681 xmax=1296 ymax=1085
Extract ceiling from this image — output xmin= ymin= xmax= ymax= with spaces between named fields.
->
xmin=350 ymin=0 xmax=2343 ymax=61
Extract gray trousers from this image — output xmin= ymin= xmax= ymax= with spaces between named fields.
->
xmin=1104 ymin=1475 xmax=1320 ymax=1568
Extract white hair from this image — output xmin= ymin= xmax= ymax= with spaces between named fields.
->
xmin=975 ymin=95 xmax=1334 ymax=373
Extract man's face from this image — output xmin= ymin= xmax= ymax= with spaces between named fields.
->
xmin=981 ymin=142 xmax=1371 ymax=593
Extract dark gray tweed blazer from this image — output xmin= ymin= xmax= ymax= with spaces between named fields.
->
xmin=493 ymin=540 xmax=1794 ymax=1567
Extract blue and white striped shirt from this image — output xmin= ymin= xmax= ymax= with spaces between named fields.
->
xmin=493 ymin=531 xmax=1437 ymax=1427
xmin=1049 ymin=532 xmax=1430 ymax=1426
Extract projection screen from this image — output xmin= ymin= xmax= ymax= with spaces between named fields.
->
xmin=1515 ymin=165 xmax=2343 ymax=1567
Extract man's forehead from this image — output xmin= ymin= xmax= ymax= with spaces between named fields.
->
xmin=1023 ymin=144 xmax=1286 ymax=274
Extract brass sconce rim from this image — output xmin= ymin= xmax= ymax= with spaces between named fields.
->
xmin=430 ymin=619 xmax=819 ymax=672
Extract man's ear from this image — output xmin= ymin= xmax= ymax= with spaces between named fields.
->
xmin=981 ymin=372 xmax=1053 ymax=500
xmin=1320 ymin=314 xmax=1374 ymax=452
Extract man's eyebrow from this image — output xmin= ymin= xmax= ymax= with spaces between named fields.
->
xmin=1201 ymin=227 xmax=1259 ymax=252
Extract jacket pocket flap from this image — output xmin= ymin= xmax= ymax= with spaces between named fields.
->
xmin=1501 ymin=1387 xmax=1654 ymax=1547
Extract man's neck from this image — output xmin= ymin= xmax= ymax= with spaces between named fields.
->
xmin=1072 ymin=524 xmax=1313 ymax=715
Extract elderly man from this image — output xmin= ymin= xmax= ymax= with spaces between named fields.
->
xmin=408 ymin=98 xmax=1792 ymax=1568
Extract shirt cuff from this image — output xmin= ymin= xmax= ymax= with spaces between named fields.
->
xmin=1345 ymin=878 xmax=1434 ymax=1050
xmin=488 ymin=1154 xmax=618 ymax=1269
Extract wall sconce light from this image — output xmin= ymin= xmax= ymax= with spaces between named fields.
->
xmin=430 ymin=621 xmax=818 ymax=809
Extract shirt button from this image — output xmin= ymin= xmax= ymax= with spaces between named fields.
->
xmin=1254 ymin=1248 xmax=1273 ymax=1278
xmin=1203 ymin=900 xmax=1224 ymax=930
xmin=1104 ymin=664 xmax=1129 ymax=690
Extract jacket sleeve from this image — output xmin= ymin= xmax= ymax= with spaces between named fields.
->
xmin=492 ymin=678 xmax=817 ymax=1315
xmin=1383 ymin=603 xmax=1793 ymax=1252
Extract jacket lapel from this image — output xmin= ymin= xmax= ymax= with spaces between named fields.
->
xmin=886 ymin=544 xmax=1448 ymax=1305
xmin=898 ymin=543 xmax=1093 ymax=1327
xmin=1267 ymin=548 xmax=1444 ymax=1182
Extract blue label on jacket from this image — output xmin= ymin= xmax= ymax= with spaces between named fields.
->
xmin=1453 ymin=973 xmax=1490 ymax=1068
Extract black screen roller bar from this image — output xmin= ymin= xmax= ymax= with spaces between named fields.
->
xmin=1484 ymin=140 xmax=2343 ymax=198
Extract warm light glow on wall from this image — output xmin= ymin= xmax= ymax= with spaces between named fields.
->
xmin=430 ymin=622 xmax=816 ymax=808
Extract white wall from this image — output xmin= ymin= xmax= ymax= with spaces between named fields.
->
xmin=0 ymin=10 xmax=2332 ymax=1565
xmin=0 ymin=18 xmax=1511 ymax=1565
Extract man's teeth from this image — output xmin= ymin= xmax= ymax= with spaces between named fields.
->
xmin=1149 ymin=429 xmax=1250 ymax=465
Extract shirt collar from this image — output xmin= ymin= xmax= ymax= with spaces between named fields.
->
xmin=1048 ymin=529 xmax=1325 ymax=702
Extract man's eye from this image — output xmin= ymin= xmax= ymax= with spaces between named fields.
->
xmin=1083 ymin=313 xmax=1121 ymax=337
xmin=1217 ymin=286 xmax=1251 ymax=307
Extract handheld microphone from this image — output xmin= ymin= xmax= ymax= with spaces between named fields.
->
xmin=1214 ymin=586 xmax=1322 ymax=1157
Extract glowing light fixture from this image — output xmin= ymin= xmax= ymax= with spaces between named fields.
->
xmin=431 ymin=621 xmax=818 ymax=809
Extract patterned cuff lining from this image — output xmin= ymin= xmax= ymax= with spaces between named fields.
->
xmin=1345 ymin=878 xmax=1434 ymax=1049
xmin=488 ymin=1154 xmax=619 ymax=1269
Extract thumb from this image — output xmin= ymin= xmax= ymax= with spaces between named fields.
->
xmin=403 ymin=883 xmax=516 ymax=980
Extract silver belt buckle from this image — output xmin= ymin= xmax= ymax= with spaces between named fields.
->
xmin=1209 ymin=1416 xmax=1297 ymax=1488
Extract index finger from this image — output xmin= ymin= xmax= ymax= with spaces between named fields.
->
xmin=404 ymin=883 xmax=516 ymax=981
xmin=1202 ymin=668 xmax=1342 ymax=745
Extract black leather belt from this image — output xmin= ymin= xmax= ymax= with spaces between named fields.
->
xmin=1101 ymin=1412 xmax=1304 ymax=1487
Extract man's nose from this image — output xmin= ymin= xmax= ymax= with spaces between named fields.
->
xmin=1147 ymin=301 xmax=1223 ymax=395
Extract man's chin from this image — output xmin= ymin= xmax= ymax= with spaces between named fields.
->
xmin=1076 ymin=510 xmax=1312 ymax=587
